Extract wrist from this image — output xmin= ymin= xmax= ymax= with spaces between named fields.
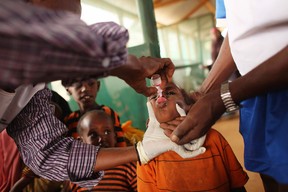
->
xmin=220 ymin=81 xmax=239 ymax=112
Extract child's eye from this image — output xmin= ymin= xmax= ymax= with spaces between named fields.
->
xmin=90 ymin=132 xmax=99 ymax=139
xmin=72 ymin=82 xmax=82 ymax=89
xmin=104 ymin=130 xmax=111 ymax=135
xmin=164 ymin=91 xmax=175 ymax=96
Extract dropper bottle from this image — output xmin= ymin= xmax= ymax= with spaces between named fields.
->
xmin=150 ymin=74 xmax=163 ymax=98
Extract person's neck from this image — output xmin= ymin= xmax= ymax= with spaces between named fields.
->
xmin=80 ymin=103 xmax=101 ymax=114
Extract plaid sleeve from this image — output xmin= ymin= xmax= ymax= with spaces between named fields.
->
xmin=0 ymin=1 xmax=128 ymax=89
xmin=7 ymin=88 xmax=103 ymax=188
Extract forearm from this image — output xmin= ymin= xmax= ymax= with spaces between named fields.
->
xmin=200 ymin=35 xmax=237 ymax=94
xmin=6 ymin=88 xmax=102 ymax=188
xmin=94 ymin=146 xmax=138 ymax=171
xmin=0 ymin=1 xmax=128 ymax=89
xmin=230 ymin=45 xmax=288 ymax=104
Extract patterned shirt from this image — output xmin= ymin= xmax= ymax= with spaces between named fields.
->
xmin=7 ymin=88 xmax=103 ymax=189
xmin=0 ymin=0 xmax=129 ymax=89
xmin=70 ymin=162 xmax=137 ymax=192
xmin=1 ymin=0 xmax=130 ymax=188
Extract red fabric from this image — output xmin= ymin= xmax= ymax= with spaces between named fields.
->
xmin=0 ymin=130 xmax=24 ymax=192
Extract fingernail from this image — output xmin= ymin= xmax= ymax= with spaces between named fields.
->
xmin=171 ymin=134 xmax=179 ymax=143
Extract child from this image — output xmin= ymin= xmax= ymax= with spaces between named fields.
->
xmin=137 ymin=82 xmax=249 ymax=192
xmin=62 ymin=77 xmax=126 ymax=147
xmin=68 ymin=110 xmax=137 ymax=192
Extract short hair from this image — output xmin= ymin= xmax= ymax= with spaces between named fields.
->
xmin=61 ymin=76 xmax=97 ymax=87
xmin=77 ymin=110 xmax=114 ymax=135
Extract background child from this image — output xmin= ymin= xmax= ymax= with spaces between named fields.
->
xmin=67 ymin=110 xmax=137 ymax=192
xmin=62 ymin=77 xmax=126 ymax=147
xmin=137 ymin=82 xmax=249 ymax=192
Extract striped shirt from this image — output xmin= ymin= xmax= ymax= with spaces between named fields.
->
xmin=7 ymin=88 xmax=104 ymax=188
xmin=0 ymin=0 xmax=129 ymax=90
xmin=70 ymin=162 xmax=137 ymax=192
xmin=1 ymin=0 xmax=129 ymax=188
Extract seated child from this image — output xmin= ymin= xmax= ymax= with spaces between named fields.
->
xmin=62 ymin=77 xmax=126 ymax=147
xmin=137 ymin=82 xmax=249 ymax=192
xmin=68 ymin=110 xmax=137 ymax=192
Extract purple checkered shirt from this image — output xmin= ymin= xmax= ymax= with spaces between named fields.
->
xmin=0 ymin=0 xmax=129 ymax=89
xmin=1 ymin=0 xmax=129 ymax=188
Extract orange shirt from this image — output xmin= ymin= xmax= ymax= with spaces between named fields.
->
xmin=137 ymin=129 xmax=248 ymax=192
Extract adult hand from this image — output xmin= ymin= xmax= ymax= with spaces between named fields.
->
xmin=136 ymin=102 xmax=205 ymax=164
xmin=161 ymin=89 xmax=226 ymax=145
xmin=110 ymin=55 xmax=175 ymax=97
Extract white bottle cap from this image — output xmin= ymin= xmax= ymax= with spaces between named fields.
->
xmin=151 ymin=74 xmax=161 ymax=86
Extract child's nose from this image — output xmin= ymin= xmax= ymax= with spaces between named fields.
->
xmin=156 ymin=96 xmax=167 ymax=104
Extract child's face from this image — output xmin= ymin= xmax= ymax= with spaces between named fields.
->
xmin=67 ymin=79 xmax=100 ymax=109
xmin=79 ymin=113 xmax=117 ymax=148
xmin=149 ymin=83 xmax=188 ymax=123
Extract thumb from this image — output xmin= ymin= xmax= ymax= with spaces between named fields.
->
xmin=170 ymin=117 xmax=192 ymax=144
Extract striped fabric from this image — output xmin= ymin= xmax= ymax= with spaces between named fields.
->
xmin=6 ymin=88 xmax=104 ymax=189
xmin=70 ymin=162 xmax=137 ymax=192
xmin=64 ymin=106 xmax=127 ymax=147
xmin=0 ymin=0 xmax=128 ymax=89
xmin=1 ymin=0 xmax=131 ymax=188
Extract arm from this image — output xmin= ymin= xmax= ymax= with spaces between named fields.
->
xmin=199 ymin=35 xmax=237 ymax=94
xmin=0 ymin=1 xmax=175 ymax=97
xmin=10 ymin=167 xmax=38 ymax=192
xmin=169 ymin=43 xmax=288 ymax=144
xmin=10 ymin=177 xmax=34 ymax=192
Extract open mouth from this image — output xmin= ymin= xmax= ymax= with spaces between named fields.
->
xmin=80 ymin=95 xmax=92 ymax=101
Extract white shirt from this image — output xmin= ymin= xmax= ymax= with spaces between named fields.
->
xmin=0 ymin=83 xmax=45 ymax=132
xmin=218 ymin=0 xmax=288 ymax=75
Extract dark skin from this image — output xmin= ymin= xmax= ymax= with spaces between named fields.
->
xmin=11 ymin=0 xmax=175 ymax=175
xmin=161 ymin=35 xmax=288 ymax=145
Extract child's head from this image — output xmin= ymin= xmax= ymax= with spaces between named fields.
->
xmin=62 ymin=77 xmax=100 ymax=110
xmin=148 ymin=82 xmax=194 ymax=123
xmin=77 ymin=110 xmax=117 ymax=148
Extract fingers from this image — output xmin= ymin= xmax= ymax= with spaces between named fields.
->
xmin=160 ymin=58 xmax=175 ymax=82
xmin=170 ymin=117 xmax=200 ymax=144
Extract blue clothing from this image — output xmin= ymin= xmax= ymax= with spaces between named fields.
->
xmin=215 ymin=0 xmax=226 ymax=19
xmin=240 ymin=90 xmax=288 ymax=184
xmin=216 ymin=0 xmax=288 ymax=184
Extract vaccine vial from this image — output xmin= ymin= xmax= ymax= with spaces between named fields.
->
xmin=151 ymin=74 xmax=163 ymax=97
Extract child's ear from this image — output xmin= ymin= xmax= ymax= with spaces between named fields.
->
xmin=77 ymin=136 xmax=83 ymax=141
